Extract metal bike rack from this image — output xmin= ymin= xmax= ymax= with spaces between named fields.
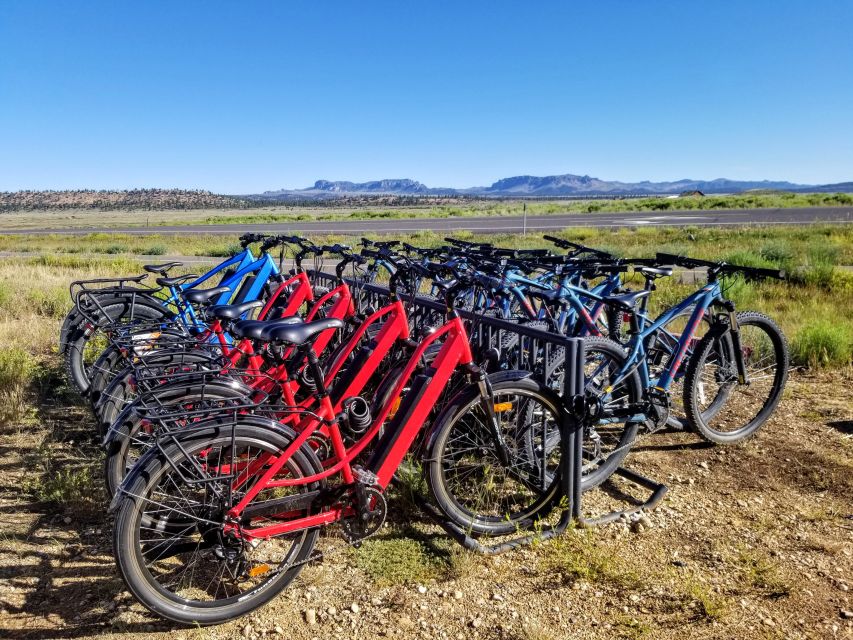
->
xmin=308 ymin=270 xmax=668 ymax=552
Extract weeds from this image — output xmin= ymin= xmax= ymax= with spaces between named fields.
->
xmin=547 ymin=530 xmax=643 ymax=590
xmin=791 ymin=320 xmax=853 ymax=368
xmin=0 ymin=348 xmax=39 ymax=426
xmin=353 ymin=536 xmax=440 ymax=585
xmin=28 ymin=465 xmax=100 ymax=510
xmin=685 ymin=580 xmax=729 ymax=621
xmin=734 ymin=547 xmax=791 ymax=597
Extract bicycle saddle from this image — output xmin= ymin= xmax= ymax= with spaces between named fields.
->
xmin=156 ymin=274 xmax=198 ymax=287
xmin=209 ymin=300 xmax=264 ymax=321
xmin=603 ymin=289 xmax=651 ymax=311
xmin=260 ymin=318 xmax=344 ymax=345
xmin=143 ymin=262 xmax=182 ymax=276
xmin=232 ymin=316 xmax=302 ymax=340
xmin=184 ymin=286 xmax=231 ymax=304
xmin=637 ymin=266 xmax=673 ymax=279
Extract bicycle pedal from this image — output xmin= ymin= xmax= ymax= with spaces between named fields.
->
xmin=352 ymin=465 xmax=379 ymax=486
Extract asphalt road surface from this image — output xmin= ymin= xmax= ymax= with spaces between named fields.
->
xmin=2 ymin=206 xmax=851 ymax=236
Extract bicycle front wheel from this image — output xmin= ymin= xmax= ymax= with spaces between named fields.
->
xmin=683 ymin=311 xmax=789 ymax=444
xmin=426 ymin=376 xmax=564 ymax=537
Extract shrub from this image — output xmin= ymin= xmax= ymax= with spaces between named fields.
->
xmin=103 ymin=244 xmax=128 ymax=254
xmin=206 ymin=243 xmax=241 ymax=257
xmin=27 ymin=287 xmax=69 ymax=318
xmin=792 ymin=320 xmax=853 ymax=368
xmin=0 ymin=348 xmax=39 ymax=426
xmin=143 ymin=244 xmax=168 ymax=255
xmin=759 ymin=242 xmax=795 ymax=271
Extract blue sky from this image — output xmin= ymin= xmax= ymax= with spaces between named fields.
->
xmin=1 ymin=1 xmax=851 ymax=192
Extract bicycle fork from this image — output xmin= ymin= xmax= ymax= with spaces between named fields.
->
xmin=473 ymin=369 xmax=512 ymax=467
xmin=721 ymin=300 xmax=748 ymax=385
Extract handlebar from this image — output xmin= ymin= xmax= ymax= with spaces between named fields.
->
xmin=239 ymin=233 xmax=270 ymax=248
xmin=655 ymin=253 xmax=785 ymax=280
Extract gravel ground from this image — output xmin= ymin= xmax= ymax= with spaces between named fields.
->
xmin=0 ymin=369 xmax=851 ymax=640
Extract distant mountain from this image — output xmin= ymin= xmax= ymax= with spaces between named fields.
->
xmin=0 ymin=189 xmax=256 ymax=212
xmin=260 ymin=178 xmax=452 ymax=199
xmin=250 ymin=173 xmax=851 ymax=200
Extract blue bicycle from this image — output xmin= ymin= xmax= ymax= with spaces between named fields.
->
xmin=62 ymin=233 xmax=284 ymax=394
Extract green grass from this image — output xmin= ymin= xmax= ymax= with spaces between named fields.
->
xmin=733 ymin=547 xmax=791 ymax=598
xmin=686 ymin=580 xmax=729 ymax=621
xmin=353 ymin=536 xmax=441 ymax=585
xmin=0 ymin=224 xmax=851 ymax=368
xmin=547 ymin=529 xmax=643 ymax=589
xmin=791 ymin=320 xmax=853 ymax=368
xmin=161 ymin=191 xmax=853 ymax=226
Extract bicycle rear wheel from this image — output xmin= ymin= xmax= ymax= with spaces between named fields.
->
xmin=113 ymin=422 xmax=321 ymax=625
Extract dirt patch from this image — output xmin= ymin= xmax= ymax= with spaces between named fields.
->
xmin=1 ymin=370 xmax=851 ymax=640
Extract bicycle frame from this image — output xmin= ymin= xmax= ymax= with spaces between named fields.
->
xmin=217 ymin=313 xmax=472 ymax=540
xmin=157 ymin=251 xmax=280 ymax=331
xmin=613 ymin=280 xmax=721 ymax=394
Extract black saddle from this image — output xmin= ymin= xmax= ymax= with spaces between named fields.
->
xmin=260 ymin=318 xmax=344 ymax=345
xmin=232 ymin=316 xmax=303 ymax=340
xmin=184 ymin=286 xmax=231 ymax=305
xmin=143 ymin=262 xmax=182 ymax=276
xmin=156 ymin=274 xmax=197 ymax=287
xmin=209 ymin=300 xmax=264 ymax=321
xmin=603 ymin=289 xmax=651 ymax=311
xmin=637 ymin=266 xmax=673 ymax=279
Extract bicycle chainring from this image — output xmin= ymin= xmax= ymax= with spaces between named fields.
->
xmin=341 ymin=487 xmax=386 ymax=544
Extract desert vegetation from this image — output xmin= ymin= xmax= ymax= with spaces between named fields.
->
xmin=0 ymin=226 xmax=850 ymax=639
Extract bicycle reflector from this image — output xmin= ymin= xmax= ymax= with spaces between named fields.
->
xmin=248 ymin=564 xmax=271 ymax=577
xmin=493 ymin=402 xmax=513 ymax=412
xmin=388 ymin=396 xmax=402 ymax=419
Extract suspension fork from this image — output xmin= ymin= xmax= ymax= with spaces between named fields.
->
xmin=472 ymin=367 xmax=512 ymax=467
xmin=721 ymin=300 xmax=748 ymax=384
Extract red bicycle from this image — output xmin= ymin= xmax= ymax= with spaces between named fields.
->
xmin=110 ymin=263 xmax=566 ymax=624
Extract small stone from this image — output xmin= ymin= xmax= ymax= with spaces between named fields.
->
xmin=629 ymin=594 xmax=640 ymax=603
xmin=840 ymin=609 xmax=853 ymax=620
xmin=242 ymin=624 xmax=254 ymax=638
xmin=305 ymin=609 xmax=317 ymax=625
xmin=350 ymin=603 xmax=360 ymax=614
xmin=327 ymin=606 xmax=337 ymax=616
xmin=492 ymin=593 xmax=504 ymax=602
xmin=371 ymin=597 xmax=382 ymax=606
xmin=698 ymin=461 xmax=709 ymax=470
xmin=470 ymin=618 xmax=482 ymax=628
xmin=453 ymin=590 xmax=463 ymax=600
xmin=63 ymin=516 xmax=72 ymax=524
xmin=630 ymin=520 xmax=646 ymax=534
xmin=417 ymin=585 xmax=427 ymax=594
xmin=274 ymin=626 xmax=284 ymax=635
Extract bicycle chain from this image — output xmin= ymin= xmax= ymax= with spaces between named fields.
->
xmin=114 ymin=484 xmax=387 ymax=581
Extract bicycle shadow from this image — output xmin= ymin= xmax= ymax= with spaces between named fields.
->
xmin=0 ymin=505 xmax=176 ymax=638
xmin=826 ymin=419 xmax=853 ymax=435
xmin=0 ymin=381 xmax=176 ymax=638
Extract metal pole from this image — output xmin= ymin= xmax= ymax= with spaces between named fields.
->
xmin=523 ymin=202 xmax=527 ymax=236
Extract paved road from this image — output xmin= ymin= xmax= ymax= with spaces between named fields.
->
xmin=2 ymin=206 xmax=851 ymax=236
